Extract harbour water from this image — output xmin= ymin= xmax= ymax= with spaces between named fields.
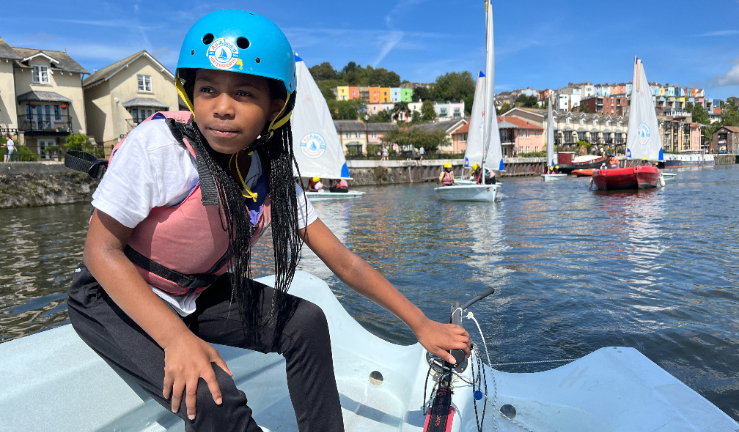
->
xmin=0 ymin=165 xmax=737 ymax=420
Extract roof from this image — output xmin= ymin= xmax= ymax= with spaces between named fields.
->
xmin=16 ymin=90 xmax=72 ymax=103
xmin=11 ymin=46 xmax=88 ymax=74
xmin=0 ymin=38 xmax=20 ymax=60
xmin=365 ymin=123 xmax=398 ymax=132
xmin=122 ymin=97 xmax=169 ymax=108
xmin=722 ymin=126 xmax=739 ymax=133
xmin=497 ymin=120 xmax=520 ymax=129
xmin=498 ymin=116 xmax=542 ymax=130
xmin=453 ymin=124 xmax=469 ymax=134
xmin=83 ymin=50 xmax=173 ymax=88
xmin=410 ymin=119 xmax=467 ymax=134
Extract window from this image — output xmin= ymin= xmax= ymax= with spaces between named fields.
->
xmin=525 ymin=130 xmax=529 ymax=138
xmin=535 ymin=146 xmax=539 ymax=152
xmin=45 ymin=105 xmax=51 ymax=121
xmin=355 ymin=132 xmax=360 ymax=138
xmin=32 ymin=65 xmax=49 ymax=84
xmin=54 ymin=105 xmax=61 ymax=120
xmin=345 ymin=132 xmax=351 ymax=138
xmin=371 ymin=132 xmax=377 ymax=139
xmin=526 ymin=146 xmax=530 ymax=152
xmin=137 ymin=75 xmax=152 ymax=92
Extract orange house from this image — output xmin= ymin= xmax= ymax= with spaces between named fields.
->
xmin=348 ymin=86 xmax=359 ymax=100
xmin=369 ymin=87 xmax=381 ymax=103
xmin=380 ymin=87 xmax=391 ymax=103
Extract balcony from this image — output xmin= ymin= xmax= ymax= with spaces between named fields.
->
xmin=18 ymin=114 xmax=73 ymax=136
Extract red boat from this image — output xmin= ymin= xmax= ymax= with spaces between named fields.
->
xmin=592 ymin=166 xmax=661 ymax=190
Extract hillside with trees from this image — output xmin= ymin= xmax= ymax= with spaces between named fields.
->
xmin=308 ymin=61 xmax=477 ymax=120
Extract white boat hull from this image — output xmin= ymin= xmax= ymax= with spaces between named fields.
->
xmin=434 ymin=184 xmax=500 ymax=202
xmin=0 ymin=271 xmax=736 ymax=431
xmin=542 ymin=174 xmax=567 ymax=181
xmin=305 ymin=191 xmax=364 ymax=200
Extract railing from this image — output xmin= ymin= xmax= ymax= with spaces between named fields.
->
xmin=17 ymin=115 xmax=72 ymax=134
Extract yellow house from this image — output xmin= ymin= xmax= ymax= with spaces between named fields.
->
xmin=5 ymin=40 xmax=89 ymax=158
xmin=380 ymin=87 xmax=391 ymax=103
xmin=0 ymin=38 xmax=20 ymax=136
xmin=336 ymin=86 xmax=349 ymax=101
xmin=83 ymin=50 xmax=178 ymax=152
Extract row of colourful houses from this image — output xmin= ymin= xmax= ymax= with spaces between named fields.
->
xmin=335 ymin=86 xmax=413 ymax=103
xmin=0 ymin=37 xmax=179 ymax=158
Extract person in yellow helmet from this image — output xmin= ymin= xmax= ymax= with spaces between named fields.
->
xmin=308 ymin=176 xmax=324 ymax=192
xmin=642 ymin=157 xmax=652 ymax=167
xmin=439 ymin=162 xmax=456 ymax=186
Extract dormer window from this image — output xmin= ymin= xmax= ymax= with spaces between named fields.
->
xmin=32 ymin=65 xmax=49 ymax=84
xmin=138 ymin=75 xmax=152 ymax=92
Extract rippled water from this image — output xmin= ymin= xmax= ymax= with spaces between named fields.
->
xmin=1 ymin=165 xmax=737 ymax=420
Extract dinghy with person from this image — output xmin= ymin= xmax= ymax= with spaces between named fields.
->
xmin=435 ymin=2 xmax=502 ymax=202
xmin=542 ymin=98 xmax=567 ymax=181
xmin=292 ymin=55 xmax=363 ymax=201
xmin=592 ymin=57 xmax=663 ymax=191
xmin=1 ymin=270 xmax=738 ymax=431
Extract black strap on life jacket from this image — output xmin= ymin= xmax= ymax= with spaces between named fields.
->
xmin=64 ymin=151 xmax=108 ymax=179
xmin=165 ymin=118 xmax=220 ymax=207
xmin=124 ymin=245 xmax=232 ymax=295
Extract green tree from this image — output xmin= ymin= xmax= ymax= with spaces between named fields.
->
xmin=421 ymin=100 xmax=436 ymax=121
xmin=721 ymin=100 xmax=739 ymax=127
xmin=432 ymin=71 xmax=475 ymax=103
xmin=366 ymin=109 xmax=393 ymax=123
xmin=65 ymin=133 xmax=103 ymax=158
xmin=578 ymin=104 xmax=591 ymax=113
xmin=309 ymin=62 xmax=337 ymax=81
xmin=499 ymin=102 xmax=511 ymax=115
xmin=380 ymin=128 xmax=450 ymax=153
xmin=392 ymin=101 xmax=411 ymax=122
xmin=333 ymin=99 xmax=366 ymax=120
xmin=515 ymin=94 xmax=538 ymax=108
xmin=368 ymin=67 xmax=401 ymax=87
xmin=413 ymin=86 xmax=433 ymax=102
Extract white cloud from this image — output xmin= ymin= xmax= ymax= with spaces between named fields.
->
xmin=384 ymin=0 xmax=427 ymax=28
xmin=373 ymin=32 xmax=404 ymax=66
xmin=697 ymin=29 xmax=739 ymax=37
xmin=707 ymin=60 xmax=739 ymax=87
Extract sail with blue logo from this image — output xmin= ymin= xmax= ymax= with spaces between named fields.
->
xmin=626 ymin=57 xmax=663 ymax=161
xmin=291 ymin=55 xmax=351 ymax=179
xmin=463 ymin=71 xmax=486 ymax=169
xmin=482 ymin=0 xmax=504 ymax=171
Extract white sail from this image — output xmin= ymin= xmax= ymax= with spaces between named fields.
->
xmin=464 ymin=71 xmax=486 ymax=167
xmin=626 ymin=57 xmax=663 ymax=161
xmin=546 ymin=96 xmax=556 ymax=167
xmin=291 ymin=55 xmax=350 ymax=179
xmin=482 ymin=0 xmax=504 ymax=171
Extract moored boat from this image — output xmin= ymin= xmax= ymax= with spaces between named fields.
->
xmin=542 ymin=173 xmax=567 ymax=181
xmin=555 ymin=153 xmax=607 ymax=174
xmin=434 ymin=183 xmax=500 ymax=201
xmin=541 ymin=96 xmax=566 ymax=182
xmin=663 ymin=151 xmax=715 ymax=168
xmin=572 ymin=168 xmax=594 ymax=177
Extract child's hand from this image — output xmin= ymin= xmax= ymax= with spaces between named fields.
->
xmin=414 ymin=318 xmax=471 ymax=364
xmin=162 ymin=333 xmax=233 ymax=420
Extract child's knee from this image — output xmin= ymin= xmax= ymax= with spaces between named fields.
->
xmin=193 ymin=365 xmax=247 ymax=419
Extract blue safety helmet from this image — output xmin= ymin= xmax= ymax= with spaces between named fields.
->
xmin=176 ymin=10 xmax=296 ymax=127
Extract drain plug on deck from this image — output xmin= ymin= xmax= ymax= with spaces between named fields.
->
xmin=500 ymin=404 xmax=517 ymax=419
xmin=369 ymin=371 xmax=384 ymax=385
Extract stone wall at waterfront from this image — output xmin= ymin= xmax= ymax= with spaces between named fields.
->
xmin=714 ymin=154 xmax=737 ymax=165
xmin=346 ymin=157 xmax=546 ymax=185
xmin=0 ymin=162 xmax=99 ymax=209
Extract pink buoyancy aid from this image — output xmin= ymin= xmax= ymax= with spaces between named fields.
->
xmin=108 ymin=111 xmax=271 ymax=296
xmin=442 ymin=171 xmax=454 ymax=186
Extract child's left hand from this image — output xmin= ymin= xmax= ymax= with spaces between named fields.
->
xmin=414 ymin=318 xmax=471 ymax=364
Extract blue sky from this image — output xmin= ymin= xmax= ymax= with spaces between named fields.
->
xmin=2 ymin=0 xmax=739 ymax=99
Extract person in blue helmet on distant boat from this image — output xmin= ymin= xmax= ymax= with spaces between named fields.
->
xmin=65 ymin=10 xmax=470 ymax=432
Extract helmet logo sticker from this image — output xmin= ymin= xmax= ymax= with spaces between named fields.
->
xmin=207 ymin=38 xmax=239 ymax=70
xmin=300 ymin=133 xmax=326 ymax=159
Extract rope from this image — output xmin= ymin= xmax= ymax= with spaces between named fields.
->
xmin=466 ymin=311 xmax=497 ymax=432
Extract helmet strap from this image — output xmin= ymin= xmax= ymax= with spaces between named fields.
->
xmin=176 ymin=72 xmax=196 ymax=122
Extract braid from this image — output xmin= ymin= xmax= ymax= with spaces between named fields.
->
xmin=186 ymin=117 xmax=304 ymax=334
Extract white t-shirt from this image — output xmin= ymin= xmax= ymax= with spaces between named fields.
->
xmin=92 ymin=119 xmax=317 ymax=316
xmin=6 ymin=139 xmax=14 ymax=150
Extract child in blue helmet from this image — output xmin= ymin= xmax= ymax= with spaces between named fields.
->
xmin=66 ymin=10 xmax=470 ymax=432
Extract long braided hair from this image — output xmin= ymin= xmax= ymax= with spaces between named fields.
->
xmin=182 ymin=71 xmax=303 ymax=333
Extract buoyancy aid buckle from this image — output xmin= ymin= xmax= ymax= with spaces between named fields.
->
xmin=64 ymin=151 xmax=109 ymax=179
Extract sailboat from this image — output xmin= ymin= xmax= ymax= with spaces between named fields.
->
xmin=592 ymin=57 xmax=663 ymax=190
xmin=435 ymin=1 xmax=502 ymax=202
xmin=292 ymin=55 xmax=364 ymax=200
xmin=542 ymin=96 xmax=566 ymax=181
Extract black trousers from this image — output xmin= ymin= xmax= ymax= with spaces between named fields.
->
xmin=67 ymin=264 xmax=344 ymax=432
